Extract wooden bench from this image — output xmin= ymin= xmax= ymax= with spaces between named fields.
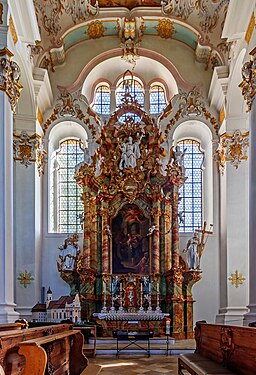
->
xmin=0 ymin=324 xmax=101 ymax=375
xmin=0 ymin=323 xmax=24 ymax=332
xmin=178 ymin=321 xmax=256 ymax=375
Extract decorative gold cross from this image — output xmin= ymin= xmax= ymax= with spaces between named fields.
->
xmin=17 ymin=270 xmax=34 ymax=288
xmin=228 ymin=270 xmax=246 ymax=288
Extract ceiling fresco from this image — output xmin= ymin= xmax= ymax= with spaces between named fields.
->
xmin=31 ymin=0 xmax=230 ymax=73
xmin=98 ymin=0 xmax=161 ymax=8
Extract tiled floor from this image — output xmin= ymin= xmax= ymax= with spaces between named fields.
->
xmin=90 ymin=355 xmax=179 ymax=374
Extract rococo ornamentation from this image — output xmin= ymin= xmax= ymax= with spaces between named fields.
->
xmin=42 ymin=90 xmax=97 ymax=137
xmin=239 ymin=48 xmax=256 ymax=112
xmin=86 ymin=20 xmax=105 ymax=39
xmin=17 ymin=270 xmax=34 ymax=288
xmin=228 ymin=270 xmax=246 ymax=289
xmin=164 ymin=88 xmax=219 ymax=136
xmin=0 ymin=48 xmax=22 ymax=112
xmin=156 ymin=18 xmax=174 ymax=39
xmin=214 ymin=130 xmax=249 ymax=174
xmin=63 ymin=0 xmax=99 ymax=24
xmin=13 ymin=131 xmax=47 ymax=176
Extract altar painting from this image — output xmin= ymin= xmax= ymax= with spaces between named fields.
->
xmin=112 ymin=204 xmax=149 ymax=274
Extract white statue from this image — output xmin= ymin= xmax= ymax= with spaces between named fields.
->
xmin=58 ymin=234 xmax=80 ymax=271
xmin=183 ymin=232 xmax=200 ymax=270
xmin=174 ymin=145 xmax=186 ymax=173
xmin=119 ymin=136 xmax=141 ymax=170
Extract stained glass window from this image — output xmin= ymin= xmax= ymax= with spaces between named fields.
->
xmin=56 ymin=139 xmax=84 ymax=233
xmin=150 ymin=84 xmax=166 ymax=114
xmin=116 ymin=78 xmax=144 ymax=123
xmin=178 ymin=140 xmax=204 ymax=232
xmin=93 ymin=85 xmax=111 ymax=115
xmin=116 ymin=78 xmax=144 ymax=107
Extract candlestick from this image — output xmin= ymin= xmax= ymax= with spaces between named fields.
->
xmin=103 ymin=280 xmax=106 ymax=294
xmin=149 ymin=282 xmax=151 ymax=293
xmin=120 ymin=282 xmax=122 ymax=292
xmin=157 ymin=282 xmax=159 ymax=293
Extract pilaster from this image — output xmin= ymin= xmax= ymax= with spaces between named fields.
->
xmin=216 ymin=116 xmax=249 ymax=325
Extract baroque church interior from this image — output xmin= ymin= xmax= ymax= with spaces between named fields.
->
xmin=1 ymin=0 xmax=256 ymax=370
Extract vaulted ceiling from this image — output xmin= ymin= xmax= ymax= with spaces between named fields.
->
xmin=31 ymin=0 xmax=230 ymax=72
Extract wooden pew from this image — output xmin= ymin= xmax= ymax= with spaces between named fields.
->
xmin=0 ymin=323 xmax=23 ymax=332
xmin=178 ymin=321 xmax=256 ymax=375
xmin=0 ymin=324 xmax=101 ymax=374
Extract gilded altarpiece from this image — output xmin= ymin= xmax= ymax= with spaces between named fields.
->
xmin=59 ymin=104 xmax=201 ymax=339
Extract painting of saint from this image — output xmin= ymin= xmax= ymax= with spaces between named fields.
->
xmin=112 ymin=204 xmax=150 ymax=274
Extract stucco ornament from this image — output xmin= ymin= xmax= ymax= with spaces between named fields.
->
xmin=214 ymin=130 xmax=249 ymax=174
xmin=63 ymin=0 xmax=99 ymax=23
xmin=0 ymin=48 xmax=22 ymax=112
xmin=239 ymin=49 xmax=256 ymax=112
xmin=13 ymin=131 xmax=47 ymax=176
xmin=86 ymin=20 xmax=105 ymax=39
xmin=156 ymin=18 xmax=174 ymax=39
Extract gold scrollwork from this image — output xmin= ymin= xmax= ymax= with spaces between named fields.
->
xmin=17 ymin=270 xmax=34 ymax=288
xmin=228 ymin=270 xmax=246 ymax=288
xmin=0 ymin=48 xmax=22 ymax=112
xmin=13 ymin=131 xmax=47 ymax=176
xmin=86 ymin=20 xmax=105 ymax=39
xmin=239 ymin=48 xmax=256 ymax=112
xmin=214 ymin=130 xmax=249 ymax=174
xmin=156 ymin=18 xmax=174 ymax=39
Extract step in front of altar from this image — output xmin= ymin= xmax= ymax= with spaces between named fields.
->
xmin=86 ymin=337 xmax=195 ymax=355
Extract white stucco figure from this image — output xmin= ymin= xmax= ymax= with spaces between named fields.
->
xmin=174 ymin=145 xmax=186 ymax=173
xmin=119 ymin=136 xmax=141 ymax=170
xmin=184 ymin=232 xmax=200 ymax=270
xmin=58 ymin=234 xmax=80 ymax=271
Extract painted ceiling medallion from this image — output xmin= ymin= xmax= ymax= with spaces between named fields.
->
xmin=156 ymin=18 xmax=174 ymax=39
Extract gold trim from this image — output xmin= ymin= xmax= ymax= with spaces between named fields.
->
xmin=9 ymin=15 xmax=18 ymax=45
xmin=228 ymin=270 xmax=246 ymax=288
xmin=37 ymin=107 xmax=43 ymax=125
xmin=245 ymin=12 xmax=255 ymax=44
xmin=219 ymin=106 xmax=225 ymax=125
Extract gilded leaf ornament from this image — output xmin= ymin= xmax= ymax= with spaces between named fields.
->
xmin=17 ymin=270 xmax=34 ymax=288
xmin=13 ymin=131 xmax=47 ymax=176
xmin=86 ymin=20 xmax=105 ymax=39
xmin=228 ymin=270 xmax=246 ymax=288
xmin=156 ymin=19 xmax=174 ymax=39
xmin=214 ymin=130 xmax=249 ymax=174
xmin=0 ymin=48 xmax=22 ymax=112
xmin=239 ymin=48 xmax=256 ymax=112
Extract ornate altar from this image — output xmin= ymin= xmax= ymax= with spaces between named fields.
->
xmin=58 ymin=94 xmax=203 ymax=339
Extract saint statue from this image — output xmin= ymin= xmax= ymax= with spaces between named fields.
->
xmin=174 ymin=145 xmax=186 ymax=173
xmin=58 ymin=234 xmax=80 ymax=271
xmin=119 ymin=136 xmax=141 ymax=170
xmin=183 ymin=232 xmax=200 ymax=270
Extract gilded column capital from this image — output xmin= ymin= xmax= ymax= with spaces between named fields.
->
xmin=214 ymin=130 xmax=249 ymax=174
xmin=13 ymin=131 xmax=47 ymax=176
xmin=0 ymin=48 xmax=22 ymax=112
xmin=239 ymin=48 xmax=256 ymax=112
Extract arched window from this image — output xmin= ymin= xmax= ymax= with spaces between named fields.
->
xmin=178 ymin=139 xmax=204 ymax=232
xmin=150 ymin=84 xmax=166 ymax=114
xmin=116 ymin=74 xmax=144 ymax=123
xmin=93 ymin=84 xmax=111 ymax=115
xmin=50 ymin=138 xmax=84 ymax=233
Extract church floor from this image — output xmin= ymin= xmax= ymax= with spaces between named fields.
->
xmin=90 ymin=355 xmax=179 ymax=374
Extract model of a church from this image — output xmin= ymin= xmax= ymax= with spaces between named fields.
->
xmin=31 ymin=288 xmax=81 ymax=324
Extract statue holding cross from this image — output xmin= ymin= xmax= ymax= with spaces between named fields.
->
xmin=195 ymin=221 xmax=213 ymax=269
xmin=183 ymin=221 xmax=213 ymax=271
